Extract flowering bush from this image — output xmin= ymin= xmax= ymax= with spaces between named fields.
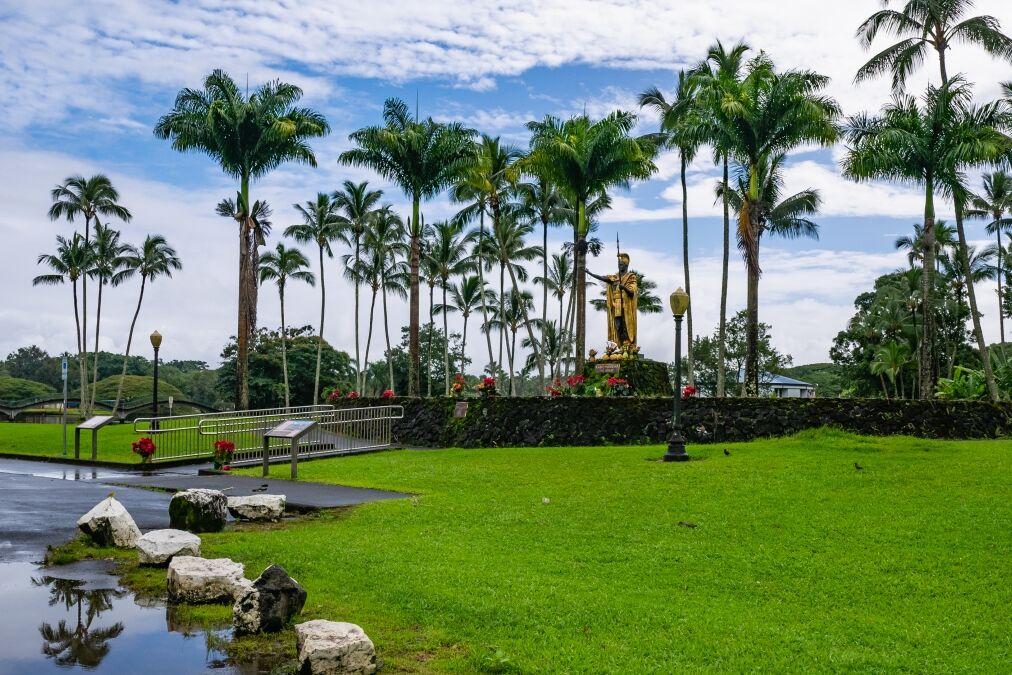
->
xmin=682 ymin=385 xmax=698 ymax=400
xmin=212 ymin=439 xmax=235 ymax=470
xmin=347 ymin=391 xmax=360 ymax=399
xmin=547 ymin=374 xmax=589 ymax=397
xmin=326 ymin=388 xmax=342 ymax=403
xmin=547 ymin=379 xmax=564 ymax=397
xmin=605 ymin=376 xmax=633 ymax=397
xmin=450 ymin=374 xmax=468 ymax=397
xmin=475 ymin=376 xmax=498 ymax=397
xmin=131 ymin=437 xmax=156 ymax=462
xmin=380 ymin=389 xmax=395 ymax=399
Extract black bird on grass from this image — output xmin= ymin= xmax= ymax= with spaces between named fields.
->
xmin=854 ymin=462 xmax=863 ymax=472
xmin=723 ymin=448 xmax=730 ymax=456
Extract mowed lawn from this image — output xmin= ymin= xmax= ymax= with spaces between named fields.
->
xmin=0 ymin=421 xmax=142 ymax=463
xmin=212 ymin=429 xmax=1012 ymax=673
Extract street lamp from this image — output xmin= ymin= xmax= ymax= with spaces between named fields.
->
xmin=663 ymin=288 xmax=690 ymax=462
xmin=150 ymin=331 xmax=162 ymax=429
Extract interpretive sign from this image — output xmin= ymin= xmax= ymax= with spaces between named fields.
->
xmin=75 ymin=415 xmax=116 ymax=460
xmin=264 ymin=419 xmax=318 ymax=439
xmin=78 ymin=415 xmax=115 ymax=430
xmin=453 ymin=401 xmax=469 ymax=418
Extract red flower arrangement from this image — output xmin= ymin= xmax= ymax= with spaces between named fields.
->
xmin=212 ymin=439 xmax=235 ymax=470
xmin=566 ymin=375 xmax=585 ymax=387
xmin=326 ymin=389 xmax=342 ymax=403
xmin=380 ymin=389 xmax=395 ymax=399
xmin=682 ymin=385 xmax=698 ymax=400
xmin=347 ymin=391 xmax=360 ymax=399
xmin=474 ymin=376 xmax=497 ymax=397
xmin=606 ymin=376 xmax=633 ymax=397
xmin=451 ymin=374 xmax=468 ymax=397
xmin=131 ymin=437 xmax=156 ymax=462
xmin=547 ymin=379 xmax=564 ymax=397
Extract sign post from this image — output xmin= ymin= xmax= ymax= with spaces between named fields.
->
xmin=75 ymin=415 xmax=115 ymax=460
xmin=262 ymin=419 xmax=319 ymax=479
xmin=61 ymin=356 xmax=68 ymax=457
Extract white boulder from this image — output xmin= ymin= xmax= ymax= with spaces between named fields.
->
xmin=76 ymin=496 xmax=142 ymax=548
xmin=227 ymin=494 xmax=286 ymax=522
xmin=167 ymin=556 xmax=250 ymax=604
xmin=136 ymin=529 xmax=201 ymax=566
xmin=295 ymin=620 xmax=378 ymax=675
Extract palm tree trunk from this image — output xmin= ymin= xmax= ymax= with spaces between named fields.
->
xmin=408 ymin=197 xmax=422 ymax=396
xmin=236 ymin=175 xmax=251 ymax=411
xmin=80 ymin=216 xmax=90 ymax=418
xmin=477 ymin=210 xmax=494 ymax=372
xmin=540 ymin=215 xmax=549 ymax=392
xmin=71 ymin=278 xmax=83 ymax=419
xmin=313 ymin=245 xmax=326 ymax=405
xmin=498 ymin=262 xmax=505 ymax=373
xmin=426 ymin=282 xmax=434 ymax=397
xmin=954 ymin=201 xmax=1000 ymax=400
xmin=507 ymin=328 xmax=517 ymax=396
xmin=744 ymin=263 xmax=760 ymax=397
xmin=996 ymin=223 xmax=1005 ymax=344
xmin=90 ymin=280 xmax=104 ymax=412
xmin=113 ymin=276 xmax=146 ymax=413
xmin=680 ymin=151 xmax=694 ymax=386
xmin=505 ymin=263 xmax=542 ymax=393
xmin=717 ymin=156 xmax=730 ymax=398
xmin=461 ymin=311 xmax=469 ymax=378
xmin=919 ymin=180 xmax=937 ymax=399
xmin=363 ymin=285 xmax=378 ymax=393
xmin=574 ymin=201 xmax=588 ymax=376
xmin=382 ymin=281 xmax=394 ymax=391
xmin=280 ymin=284 xmax=290 ymax=410
xmin=563 ymin=281 xmax=576 ymax=376
xmin=354 ymin=235 xmax=362 ymax=391
xmin=442 ymin=282 xmax=450 ymax=396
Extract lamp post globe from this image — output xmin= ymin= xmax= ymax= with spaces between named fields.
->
xmin=150 ymin=331 xmax=162 ymax=428
xmin=663 ymin=289 xmax=690 ymax=462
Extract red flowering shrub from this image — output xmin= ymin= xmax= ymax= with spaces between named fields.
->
xmin=475 ymin=377 xmax=497 ymax=397
xmin=682 ymin=385 xmax=698 ymax=400
xmin=451 ymin=374 xmax=468 ymax=397
xmin=326 ymin=388 xmax=342 ymax=403
xmin=131 ymin=437 xmax=156 ymax=461
xmin=547 ymin=379 xmax=564 ymax=397
xmin=380 ymin=389 xmax=395 ymax=398
xmin=347 ymin=391 xmax=360 ymax=399
xmin=212 ymin=439 xmax=235 ymax=469
xmin=605 ymin=377 xmax=632 ymax=397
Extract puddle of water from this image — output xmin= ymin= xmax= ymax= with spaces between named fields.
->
xmin=0 ymin=560 xmax=265 ymax=674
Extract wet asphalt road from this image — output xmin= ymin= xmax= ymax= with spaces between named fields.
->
xmin=0 ymin=462 xmax=171 ymax=563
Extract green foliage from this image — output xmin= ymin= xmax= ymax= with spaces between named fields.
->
xmin=90 ymin=375 xmax=183 ymax=402
xmin=691 ymin=310 xmax=792 ymax=396
xmin=936 ymin=366 xmax=988 ymax=401
xmin=782 ymin=363 xmax=847 ymax=398
xmin=0 ymin=376 xmax=56 ymax=401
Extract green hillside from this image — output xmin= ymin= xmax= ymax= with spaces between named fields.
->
xmin=90 ymin=375 xmax=184 ymax=401
xmin=0 ymin=376 xmax=57 ymax=401
xmin=783 ymin=363 xmax=847 ymax=397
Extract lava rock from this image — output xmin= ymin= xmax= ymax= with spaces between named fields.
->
xmin=169 ymin=488 xmax=227 ymax=533
xmin=76 ymin=496 xmax=142 ymax=548
xmin=227 ymin=494 xmax=286 ymax=522
xmin=295 ymin=620 xmax=377 ymax=675
xmin=233 ymin=564 xmax=307 ymax=634
xmin=167 ymin=556 xmax=249 ymax=604
xmin=136 ymin=529 xmax=201 ymax=566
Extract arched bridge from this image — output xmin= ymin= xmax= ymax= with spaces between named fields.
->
xmin=0 ymin=395 xmax=220 ymax=421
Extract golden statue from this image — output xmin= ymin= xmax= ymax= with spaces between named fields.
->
xmin=588 ymin=252 xmax=638 ymax=349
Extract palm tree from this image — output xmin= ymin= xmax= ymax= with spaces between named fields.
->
xmin=453 ymin=135 xmax=524 ymax=377
xmin=48 ymin=175 xmax=132 ymax=415
xmin=86 ymin=223 xmax=131 ymax=411
xmin=285 ymin=193 xmax=344 ymax=404
xmin=855 ymin=0 xmax=1012 ymax=91
xmin=33 ymin=234 xmax=92 ymax=417
xmin=435 ymin=275 xmax=492 ymax=378
xmin=871 ymin=340 xmax=912 ymax=399
xmin=363 ymin=206 xmax=409 ymax=391
xmin=340 ymin=98 xmax=476 ymax=395
xmin=534 ymin=252 xmax=575 ymax=371
xmin=703 ymin=54 xmax=839 ymax=396
xmin=844 ymin=78 xmax=1006 ymax=398
xmin=427 ymin=220 xmax=476 ymax=394
xmin=259 ymin=243 xmax=315 ymax=409
xmin=525 ymin=112 xmax=657 ymax=375
xmin=895 ymin=220 xmax=956 ymax=269
xmin=691 ymin=39 xmax=751 ymax=397
xmin=639 ymin=69 xmax=700 ymax=384
xmin=33 ymin=576 xmax=125 ymax=669
xmin=967 ymin=171 xmax=1012 ymax=343
xmin=485 ymin=289 xmax=537 ymax=395
xmin=111 ymin=235 xmax=182 ymax=412
xmin=332 ymin=180 xmax=384 ymax=391
xmin=155 ymin=69 xmax=330 ymax=409
xmin=523 ymin=320 xmax=566 ymax=380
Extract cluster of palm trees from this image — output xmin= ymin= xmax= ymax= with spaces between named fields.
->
xmin=35 ymin=175 xmax=181 ymax=417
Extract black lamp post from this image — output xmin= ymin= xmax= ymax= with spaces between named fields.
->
xmin=663 ymin=288 xmax=690 ymax=462
xmin=150 ymin=330 xmax=162 ymax=430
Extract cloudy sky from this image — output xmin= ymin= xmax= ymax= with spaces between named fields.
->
xmin=2 ymin=0 xmax=1011 ymax=371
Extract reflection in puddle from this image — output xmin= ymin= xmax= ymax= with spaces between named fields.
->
xmin=0 ymin=560 xmax=262 ymax=674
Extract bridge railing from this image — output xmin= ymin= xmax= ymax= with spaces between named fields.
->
xmin=133 ymin=404 xmax=404 ymax=464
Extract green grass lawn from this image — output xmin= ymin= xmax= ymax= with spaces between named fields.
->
xmin=0 ymin=421 xmax=141 ymax=463
xmin=203 ymin=429 xmax=1012 ymax=672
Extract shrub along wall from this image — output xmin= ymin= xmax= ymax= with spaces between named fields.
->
xmin=346 ymin=396 xmax=1012 ymax=448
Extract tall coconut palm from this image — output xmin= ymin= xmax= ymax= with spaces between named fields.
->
xmin=691 ymin=39 xmax=750 ymax=397
xmin=516 ymin=175 xmax=567 ymax=388
xmin=639 ymin=69 xmax=701 ymax=384
xmin=285 ymin=193 xmax=344 ymax=404
xmin=48 ymin=175 xmax=132 ymax=415
xmin=332 ymin=180 xmax=384 ymax=391
xmin=435 ymin=275 xmax=493 ymax=378
xmin=155 ymin=69 xmax=330 ymax=409
xmin=86 ymin=223 xmax=131 ymax=411
xmin=967 ymin=171 xmax=1012 ymax=343
xmin=427 ymin=220 xmax=476 ymax=394
xmin=705 ymin=54 xmax=839 ymax=396
xmin=340 ymin=98 xmax=476 ymax=395
xmin=534 ymin=252 xmax=575 ymax=371
xmin=33 ymin=234 xmax=92 ymax=417
xmin=453 ymin=135 xmax=524 ymax=376
xmin=871 ymin=340 xmax=912 ymax=399
xmin=485 ymin=289 xmax=537 ymax=395
xmin=363 ymin=206 xmax=409 ymax=390
xmin=110 ymin=235 xmax=182 ymax=413
xmin=855 ymin=0 xmax=1012 ymax=91
xmin=258 ymin=243 xmax=315 ymax=409
xmin=844 ymin=78 xmax=1006 ymax=398
xmin=895 ymin=220 xmax=956 ymax=269
xmin=525 ymin=112 xmax=657 ymax=375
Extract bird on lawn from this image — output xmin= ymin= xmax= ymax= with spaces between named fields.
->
xmin=854 ymin=462 xmax=863 ymax=472
xmin=678 ymin=521 xmax=698 ymax=529
xmin=723 ymin=448 xmax=730 ymax=456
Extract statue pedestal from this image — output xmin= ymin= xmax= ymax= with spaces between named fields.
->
xmin=586 ymin=358 xmax=670 ymax=397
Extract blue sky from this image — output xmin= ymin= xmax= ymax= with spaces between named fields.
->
xmin=2 ymin=1 xmax=1011 ymax=370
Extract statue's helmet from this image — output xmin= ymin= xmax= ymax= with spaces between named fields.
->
xmin=618 ymin=253 xmax=630 ymax=264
